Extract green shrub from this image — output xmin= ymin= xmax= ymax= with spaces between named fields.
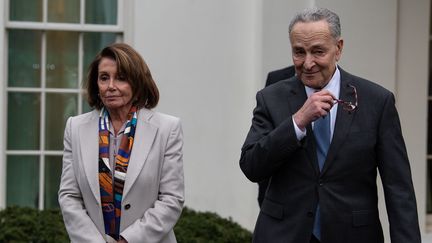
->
xmin=0 ymin=206 xmax=252 ymax=242
xmin=174 ymin=207 xmax=252 ymax=243
xmin=0 ymin=206 xmax=68 ymax=243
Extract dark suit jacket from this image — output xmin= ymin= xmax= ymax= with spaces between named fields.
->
xmin=240 ymin=68 xmax=420 ymax=243
xmin=265 ymin=65 xmax=296 ymax=87
xmin=258 ymin=65 xmax=296 ymax=207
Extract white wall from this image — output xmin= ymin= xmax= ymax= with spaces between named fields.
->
xmin=316 ymin=0 xmax=398 ymax=92
xmin=131 ymin=0 xmax=262 ymax=230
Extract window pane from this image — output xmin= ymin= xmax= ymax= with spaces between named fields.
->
xmin=8 ymin=30 xmax=42 ymax=87
xmin=10 ymin=0 xmax=42 ymax=22
xmin=7 ymin=156 xmax=39 ymax=208
xmin=7 ymin=93 xmax=40 ymax=150
xmin=83 ymin=32 xmax=117 ymax=76
xmin=44 ymin=156 xmax=62 ymax=209
xmin=48 ymin=0 xmax=80 ymax=23
xmin=85 ymin=0 xmax=117 ymax=25
xmin=45 ymin=93 xmax=78 ymax=150
xmin=46 ymin=31 xmax=79 ymax=88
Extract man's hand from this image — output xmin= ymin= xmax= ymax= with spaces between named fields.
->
xmin=293 ymin=90 xmax=335 ymax=130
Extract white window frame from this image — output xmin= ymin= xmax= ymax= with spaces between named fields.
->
xmin=1 ymin=0 xmax=125 ymax=210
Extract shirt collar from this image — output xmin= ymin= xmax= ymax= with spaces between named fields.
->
xmin=108 ymin=121 xmax=127 ymax=136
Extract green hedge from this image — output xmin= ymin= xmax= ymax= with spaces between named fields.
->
xmin=174 ymin=207 xmax=252 ymax=243
xmin=0 ymin=206 xmax=69 ymax=243
xmin=0 ymin=206 xmax=252 ymax=243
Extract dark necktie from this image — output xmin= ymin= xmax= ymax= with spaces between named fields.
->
xmin=312 ymin=113 xmax=331 ymax=240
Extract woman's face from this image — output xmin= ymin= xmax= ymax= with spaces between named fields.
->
xmin=97 ymin=57 xmax=133 ymax=113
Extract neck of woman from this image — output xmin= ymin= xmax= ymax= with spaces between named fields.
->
xmin=107 ymin=105 xmax=132 ymax=135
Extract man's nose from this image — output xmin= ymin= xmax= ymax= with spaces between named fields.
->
xmin=303 ymin=53 xmax=315 ymax=70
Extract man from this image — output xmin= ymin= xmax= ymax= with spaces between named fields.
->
xmin=258 ymin=65 xmax=296 ymax=207
xmin=240 ymin=7 xmax=420 ymax=243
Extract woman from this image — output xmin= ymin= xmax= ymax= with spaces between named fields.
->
xmin=58 ymin=43 xmax=184 ymax=243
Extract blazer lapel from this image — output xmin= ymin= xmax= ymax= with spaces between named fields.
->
xmin=122 ymin=108 xmax=158 ymax=198
xmin=78 ymin=111 xmax=101 ymax=204
xmin=321 ymin=72 xmax=357 ymax=175
xmin=286 ymin=78 xmax=319 ymax=174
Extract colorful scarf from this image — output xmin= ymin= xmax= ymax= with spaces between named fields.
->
xmin=98 ymin=106 xmax=137 ymax=240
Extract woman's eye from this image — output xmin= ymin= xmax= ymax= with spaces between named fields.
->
xmin=99 ymin=75 xmax=109 ymax=81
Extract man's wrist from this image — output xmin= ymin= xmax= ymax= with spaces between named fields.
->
xmin=293 ymin=113 xmax=306 ymax=131
xmin=292 ymin=116 xmax=307 ymax=140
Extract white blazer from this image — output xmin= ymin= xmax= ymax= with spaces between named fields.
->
xmin=58 ymin=108 xmax=184 ymax=243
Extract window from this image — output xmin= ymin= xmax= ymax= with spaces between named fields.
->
xmin=5 ymin=0 xmax=122 ymax=209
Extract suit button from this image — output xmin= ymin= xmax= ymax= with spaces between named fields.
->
xmin=307 ymin=211 xmax=314 ymax=217
xmin=319 ymin=180 xmax=324 ymax=186
xmin=124 ymin=204 xmax=131 ymax=210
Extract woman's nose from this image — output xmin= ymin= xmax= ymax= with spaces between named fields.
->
xmin=108 ymin=78 xmax=115 ymax=89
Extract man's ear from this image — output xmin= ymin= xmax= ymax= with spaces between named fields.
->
xmin=336 ymin=38 xmax=344 ymax=61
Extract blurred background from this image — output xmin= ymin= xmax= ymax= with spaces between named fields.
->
xmin=0 ymin=0 xmax=430 ymax=241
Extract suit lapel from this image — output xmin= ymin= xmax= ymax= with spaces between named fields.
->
xmin=287 ymin=78 xmax=319 ymax=174
xmin=321 ymin=71 xmax=357 ymax=175
xmin=122 ymin=108 xmax=158 ymax=198
xmin=78 ymin=111 xmax=101 ymax=204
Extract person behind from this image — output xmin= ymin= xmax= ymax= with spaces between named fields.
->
xmin=58 ymin=43 xmax=184 ymax=243
xmin=240 ymin=8 xmax=420 ymax=243
xmin=258 ymin=65 xmax=296 ymax=207
xmin=265 ymin=65 xmax=296 ymax=87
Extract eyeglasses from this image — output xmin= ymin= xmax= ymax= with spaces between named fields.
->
xmin=333 ymin=84 xmax=357 ymax=112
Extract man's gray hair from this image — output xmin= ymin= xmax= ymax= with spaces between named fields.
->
xmin=289 ymin=8 xmax=341 ymax=39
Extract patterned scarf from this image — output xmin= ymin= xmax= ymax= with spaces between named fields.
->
xmin=98 ymin=106 xmax=138 ymax=240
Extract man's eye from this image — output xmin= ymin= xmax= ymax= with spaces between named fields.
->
xmin=294 ymin=50 xmax=305 ymax=56
xmin=313 ymin=50 xmax=325 ymax=55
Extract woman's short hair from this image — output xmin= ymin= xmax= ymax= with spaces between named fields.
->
xmin=85 ymin=43 xmax=159 ymax=109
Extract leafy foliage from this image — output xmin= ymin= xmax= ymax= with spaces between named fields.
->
xmin=0 ymin=206 xmax=252 ymax=243
xmin=0 ymin=206 xmax=68 ymax=243
xmin=174 ymin=207 xmax=252 ymax=243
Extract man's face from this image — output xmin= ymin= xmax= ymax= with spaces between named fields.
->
xmin=290 ymin=20 xmax=343 ymax=89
